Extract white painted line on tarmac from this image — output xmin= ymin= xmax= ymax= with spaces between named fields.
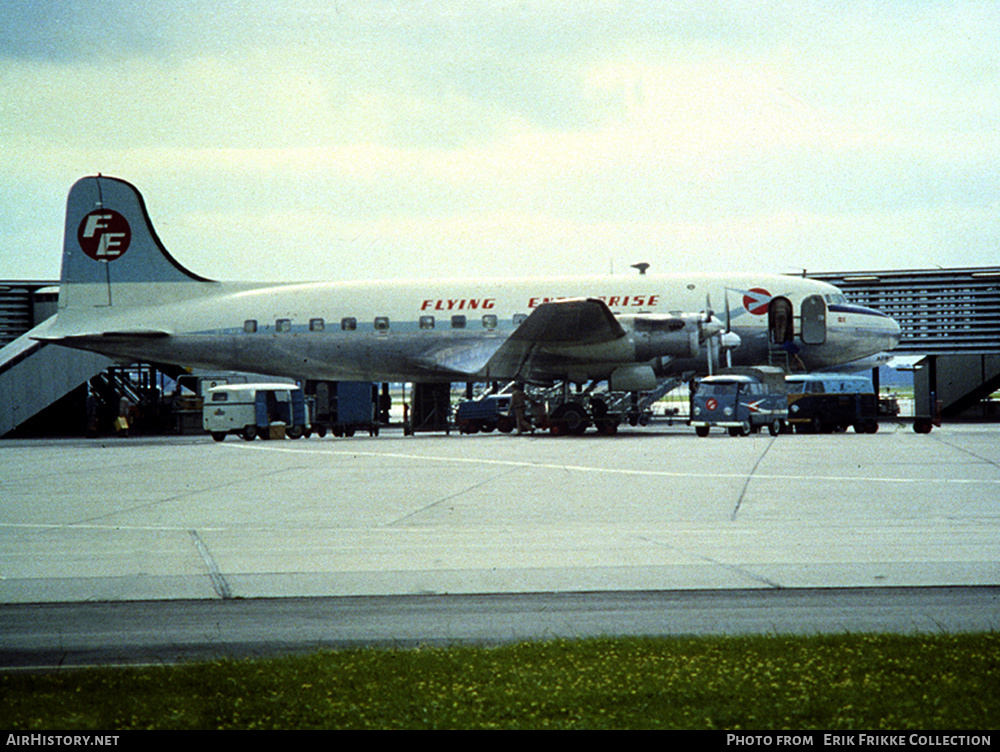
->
xmin=222 ymin=441 xmax=1000 ymax=487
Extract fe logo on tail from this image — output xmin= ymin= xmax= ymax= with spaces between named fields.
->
xmin=78 ymin=210 xmax=131 ymax=261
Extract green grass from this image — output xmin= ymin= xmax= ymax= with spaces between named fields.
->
xmin=2 ymin=634 xmax=998 ymax=730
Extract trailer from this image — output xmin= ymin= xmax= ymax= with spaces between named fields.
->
xmin=454 ymin=393 xmax=515 ymax=433
xmin=306 ymin=380 xmax=379 ymax=437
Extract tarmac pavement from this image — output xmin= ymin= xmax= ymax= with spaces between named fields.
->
xmin=1 ymin=422 xmax=997 ymax=604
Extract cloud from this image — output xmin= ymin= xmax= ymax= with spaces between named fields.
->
xmin=1 ymin=1 xmax=999 ymax=282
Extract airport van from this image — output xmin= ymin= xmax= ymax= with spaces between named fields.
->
xmin=785 ymin=373 xmax=879 ymax=433
xmin=203 ymin=383 xmax=311 ymax=441
xmin=690 ymin=366 xmax=788 ymax=437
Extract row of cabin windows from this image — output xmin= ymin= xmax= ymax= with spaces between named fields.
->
xmin=243 ymin=313 xmax=526 ymax=334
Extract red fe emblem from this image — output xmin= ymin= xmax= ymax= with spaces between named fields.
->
xmin=78 ymin=210 xmax=131 ymax=261
xmin=706 ymin=398 xmax=718 ymax=411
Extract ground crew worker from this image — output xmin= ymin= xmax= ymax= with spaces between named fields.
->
xmin=510 ymin=384 xmax=531 ymax=435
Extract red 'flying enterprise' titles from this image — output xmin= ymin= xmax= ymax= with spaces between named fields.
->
xmin=419 ymin=295 xmax=661 ymax=311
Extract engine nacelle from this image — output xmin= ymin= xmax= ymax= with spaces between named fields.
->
xmin=622 ymin=313 xmax=722 ymax=362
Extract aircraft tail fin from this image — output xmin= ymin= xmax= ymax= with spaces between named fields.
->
xmin=58 ymin=175 xmax=212 ymax=309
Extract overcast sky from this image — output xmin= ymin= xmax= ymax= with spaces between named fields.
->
xmin=2 ymin=1 xmax=998 ymax=282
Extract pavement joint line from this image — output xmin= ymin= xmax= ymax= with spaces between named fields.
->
xmin=732 ymin=436 xmax=778 ymax=520
xmin=188 ymin=529 xmax=233 ymax=600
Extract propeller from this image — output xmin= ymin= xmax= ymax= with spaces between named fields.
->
xmin=701 ymin=292 xmax=742 ymax=374
xmin=701 ymin=295 xmax=723 ymax=375
xmin=723 ymin=292 xmax=733 ymax=368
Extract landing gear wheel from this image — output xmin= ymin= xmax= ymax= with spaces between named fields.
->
xmin=551 ymin=403 xmax=589 ymax=436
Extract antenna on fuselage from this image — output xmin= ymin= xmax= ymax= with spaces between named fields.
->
xmin=631 ymin=262 xmax=650 ymax=275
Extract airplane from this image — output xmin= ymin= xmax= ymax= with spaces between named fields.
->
xmin=34 ymin=175 xmax=902 ymax=396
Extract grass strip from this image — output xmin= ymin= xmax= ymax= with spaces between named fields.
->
xmin=2 ymin=633 xmax=997 ymax=730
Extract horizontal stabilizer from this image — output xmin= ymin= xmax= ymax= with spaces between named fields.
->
xmin=35 ymin=328 xmax=171 ymax=342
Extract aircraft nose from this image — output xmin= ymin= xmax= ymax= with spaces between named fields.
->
xmin=887 ymin=314 xmax=902 ymax=349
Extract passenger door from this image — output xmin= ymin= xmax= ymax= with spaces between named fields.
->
xmin=800 ymin=295 xmax=827 ymax=345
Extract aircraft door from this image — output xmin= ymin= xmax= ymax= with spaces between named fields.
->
xmin=800 ymin=294 xmax=827 ymax=345
xmin=768 ymin=297 xmax=794 ymax=344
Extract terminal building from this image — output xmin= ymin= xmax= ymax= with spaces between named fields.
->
xmin=811 ymin=266 xmax=1000 ymax=426
xmin=3 ymin=267 xmax=1000 ymax=437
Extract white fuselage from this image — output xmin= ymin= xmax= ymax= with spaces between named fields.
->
xmin=46 ymin=272 xmax=902 ymax=384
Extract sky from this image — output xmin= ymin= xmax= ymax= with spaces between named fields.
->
xmin=1 ymin=0 xmax=998 ymax=283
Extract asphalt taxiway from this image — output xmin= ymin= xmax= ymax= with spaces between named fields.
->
xmin=1 ymin=422 xmax=998 ymax=667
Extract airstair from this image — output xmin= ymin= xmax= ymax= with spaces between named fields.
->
xmin=0 ymin=321 xmax=114 ymax=437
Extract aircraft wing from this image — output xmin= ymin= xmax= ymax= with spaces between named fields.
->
xmin=481 ymin=298 xmax=628 ymax=383
xmin=413 ymin=337 xmax=507 ymax=378
xmin=506 ymin=297 xmax=625 ymax=344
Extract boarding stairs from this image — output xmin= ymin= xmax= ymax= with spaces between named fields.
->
xmin=0 ymin=321 xmax=114 ymax=437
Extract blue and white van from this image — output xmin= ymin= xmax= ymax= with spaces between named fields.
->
xmin=690 ymin=366 xmax=788 ymax=437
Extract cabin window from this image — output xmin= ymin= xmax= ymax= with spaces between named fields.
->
xmin=513 ymin=313 xmax=528 ymax=326
xmin=451 ymin=315 xmax=467 ymax=329
xmin=276 ymin=318 xmax=292 ymax=333
xmin=243 ymin=319 xmax=258 ymax=334
xmin=309 ymin=318 xmax=325 ymax=332
xmin=419 ymin=315 xmax=435 ymax=330
xmin=341 ymin=317 xmax=357 ymax=331
xmin=211 ymin=392 xmax=229 ymax=402
xmin=374 ymin=316 xmax=390 ymax=332
xmin=482 ymin=314 xmax=498 ymax=330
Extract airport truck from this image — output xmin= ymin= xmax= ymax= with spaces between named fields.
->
xmin=785 ymin=373 xmax=879 ymax=433
xmin=203 ymin=383 xmax=311 ymax=441
xmin=690 ymin=366 xmax=788 ymax=437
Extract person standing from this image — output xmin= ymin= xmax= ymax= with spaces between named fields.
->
xmin=116 ymin=394 xmax=131 ymax=437
xmin=510 ymin=384 xmax=531 ymax=435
